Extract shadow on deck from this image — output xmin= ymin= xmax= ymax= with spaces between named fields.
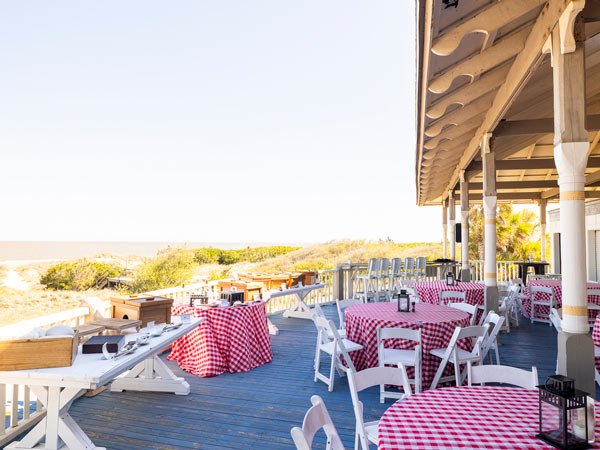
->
xmin=6 ymin=306 xmax=566 ymax=449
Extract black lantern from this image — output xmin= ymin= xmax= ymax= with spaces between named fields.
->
xmin=446 ymin=270 xmax=456 ymax=286
xmin=397 ymin=289 xmax=410 ymax=312
xmin=537 ymin=375 xmax=592 ymax=449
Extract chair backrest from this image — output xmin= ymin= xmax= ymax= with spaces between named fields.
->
xmin=391 ymin=258 xmax=403 ymax=277
xmin=336 ymin=298 xmax=362 ymax=329
xmin=347 ymin=365 xmax=412 ymax=450
xmin=550 ymin=307 xmax=562 ymax=332
xmin=404 ymin=257 xmax=415 ymax=276
xmin=445 ymin=324 xmax=489 ymax=361
xmin=367 ymin=258 xmax=380 ymax=276
xmin=379 ymin=258 xmax=390 ymax=275
xmin=290 ymin=395 xmax=345 ymax=450
xmin=509 ymin=278 xmax=525 ymax=293
xmin=416 ymin=257 xmax=426 ymax=271
xmin=313 ymin=316 xmax=357 ymax=372
xmin=467 ymin=363 xmax=538 ymax=389
xmin=440 ymin=290 xmax=466 ymax=305
xmin=481 ymin=311 xmax=505 ymax=358
xmin=587 ymin=288 xmax=600 ymax=299
xmin=449 ymin=302 xmax=477 ymax=325
xmin=530 ymin=285 xmax=555 ymax=304
xmin=377 ymin=327 xmax=421 ymax=365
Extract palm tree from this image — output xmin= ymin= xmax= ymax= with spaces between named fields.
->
xmin=468 ymin=204 xmax=541 ymax=261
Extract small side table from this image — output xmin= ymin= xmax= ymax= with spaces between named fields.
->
xmin=74 ymin=324 xmax=106 ymax=337
xmin=89 ymin=318 xmax=142 ymax=334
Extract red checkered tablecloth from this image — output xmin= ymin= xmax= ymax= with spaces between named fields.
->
xmin=378 ymin=386 xmax=600 ymax=449
xmin=523 ymin=280 xmax=600 ymax=321
xmin=168 ymin=302 xmax=272 ymax=377
xmin=594 ymin=317 xmax=600 ymax=373
xmin=414 ymin=281 xmax=485 ymax=307
xmin=344 ymin=302 xmax=470 ymax=389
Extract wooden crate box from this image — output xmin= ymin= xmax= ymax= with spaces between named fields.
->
xmin=0 ymin=334 xmax=79 ymax=371
xmin=110 ymin=295 xmax=173 ymax=326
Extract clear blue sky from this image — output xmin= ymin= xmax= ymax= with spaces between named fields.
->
xmin=0 ymin=1 xmax=443 ymax=244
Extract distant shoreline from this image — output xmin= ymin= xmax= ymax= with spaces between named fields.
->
xmin=0 ymin=241 xmax=309 ymax=261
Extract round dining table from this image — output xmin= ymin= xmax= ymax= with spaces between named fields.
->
xmin=168 ymin=302 xmax=272 ymax=377
xmin=344 ymin=302 xmax=470 ymax=389
xmin=524 ymin=279 xmax=600 ymax=321
xmin=378 ymin=386 xmax=600 ymax=449
xmin=414 ymin=280 xmax=485 ymax=307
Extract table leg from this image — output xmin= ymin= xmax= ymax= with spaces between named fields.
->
xmin=282 ymin=293 xmax=313 ymax=319
xmin=6 ymin=385 xmax=105 ymax=450
xmin=110 ymin=355 xmax=190 ymax=395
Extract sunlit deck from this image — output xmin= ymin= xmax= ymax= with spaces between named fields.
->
xmin=7 ymin=306 xmax=562 ymax=450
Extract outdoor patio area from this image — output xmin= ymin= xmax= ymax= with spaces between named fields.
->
xmin=22 ymin=305 xmax=560 ymax=450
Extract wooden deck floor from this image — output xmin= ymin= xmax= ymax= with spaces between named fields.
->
xmin=6 ymin=306 xmax=568 ymax=449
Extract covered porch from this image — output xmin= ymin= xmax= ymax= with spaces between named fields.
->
xmin=416 ymin=0 xmax=600 ymax=394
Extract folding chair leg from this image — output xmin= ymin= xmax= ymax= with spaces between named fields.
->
xmin=494 ymin=344 xmax=500 ymax=365
xmin=430 ymin=358 xmax=448 ymax=390
xmin=328 ymin=353 xmax=336 ymax=392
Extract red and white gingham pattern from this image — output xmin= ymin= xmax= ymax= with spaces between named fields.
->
xmin=523 ymin=280 xmax=600 ymax=321
xmin=168 ymin=302 xmax=272 ymax=377
xmin=414 ymin=281 xmax=485 ymax=307
xmin=378 ymin=386 xmax=600 ymax=449
xmin=594 ymin=317 xmax=600 ymax=373
xmin=344 ymin=302 xmax=470 ymax=389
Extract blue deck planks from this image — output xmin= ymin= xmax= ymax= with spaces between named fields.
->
xmin=3 ymin=305 xmax=579 ymax=450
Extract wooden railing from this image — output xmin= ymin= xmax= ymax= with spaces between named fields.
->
xmin=0 ymin=385 xmax=45 ymax=446
xmin=470 ymin=260 xmax=520 ymax=283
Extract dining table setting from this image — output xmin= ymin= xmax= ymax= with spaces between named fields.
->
xmin=168 ymin=301 xmax=272 ymax=377
xmin=344 ymin=301 xmax=471 ymax=389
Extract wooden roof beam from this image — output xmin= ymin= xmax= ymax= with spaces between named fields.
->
xmin=495 ymin=115 xmax=600 ymax=136
xmin=465 ymin=180 xmax=559 ymax=190
xmin=454 ymin=191 xmax=600 ymax=201
xmin=469 ymin=157 xmax=600 ymax=171
xmin=426 ymin=64 xmax=510 ymax=120
xmin=432 ymin=0 xmax=546 ymax=56
xmin=429 ymin=27 xmax=531 ymax=94
xmin=439 ymin=0 xmax=569 ymax=206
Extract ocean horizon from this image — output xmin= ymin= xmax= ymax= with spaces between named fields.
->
xmin=0 ymin=241 xmax=308 ymax=261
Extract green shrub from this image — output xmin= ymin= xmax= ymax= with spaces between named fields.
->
xmin=41 ymin=260 xmax=122 ymax=290
xmin=192 ymin=246 xmax=300 ymax=266
xmin=131 ymin=249 xmax=196 ymax=292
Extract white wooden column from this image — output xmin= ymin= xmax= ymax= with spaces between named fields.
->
xmin=482 ymin=133 xmax=498 ymax=313
xmin=442 ymin=198 xmax=448 ymax=258
xmin=460 ymin=170 xmax=470 ymax=282
xmin=540 ymin=199 xmax=547 ymax=261
xmin=449 ymin=193 xmax=456 ymax=260
xmin=551 ymin=10 xmax=594 ymax=395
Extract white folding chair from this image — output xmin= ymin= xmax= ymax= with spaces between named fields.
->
xmin=467 ymin=363 xmax=538 ymax=389
xmin=312 ymin=316 xmax=363 ymax=392
xmin=439 ymin=290 xmax=466 ymax=305
xmin=291 ymin=395 xmax=345 ymax=450
xmin=448 ymin=302 xmax=477 ymax=326
xmin=530 ymin=285 xmax=555 ymax=325
xmin=403 ymin=257 xmax=415 ymax=280
xmin=355 ymin=259 xmax=379 ymax=303
xmin=390 ymin=258 xmax=403 ymax=291
xmin=312 ymin=305 xmax=346 ymax=369
xmin=376 ymin=258 xmax=391 ymax=300
xmin=415 ymin=257 xmax=427 ymax=281
xmin=429 ymin=324 xmax=489 ymax=390
xmin=336 ymin=299 xmax=363 ymax=330
xmin=347 ymin=365 xmax=412 ymax=450
xmin=550 ymin=307 xmax=562 ymax=332
xmin=481 ymin=311 xmax=505 ymax=364
xmin=587 ymin=289 xmax=600 ymax=324
xmin=377 ymin=327 xmax=422 ymax=399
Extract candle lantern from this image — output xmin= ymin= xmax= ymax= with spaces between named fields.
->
xmin=537 ymin=375 xmax=592 ymax=449
xmin=397 ymin=289 xmax=410 ymax=312
xmin=446 ymin=271 xmax=456 ymax=286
